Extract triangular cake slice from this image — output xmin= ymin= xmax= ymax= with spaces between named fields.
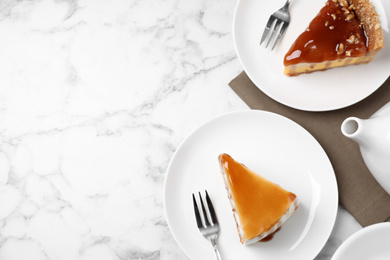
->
xmin=218 ymin=153 xmax=299 ymax=245
xmin=284 ymin=0 xmax=384 ymax=76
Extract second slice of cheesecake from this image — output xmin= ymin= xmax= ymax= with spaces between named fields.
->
xmin=218 ymin=153 xmax=299 ymax=245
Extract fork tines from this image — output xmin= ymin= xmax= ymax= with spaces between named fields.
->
xmin=192 ymin=190 xmax=219 ymax=229
xmin=260 ymin=18 xmax=288 ymax=50
xmin=260 ymin=0 xmax=291 ymax=50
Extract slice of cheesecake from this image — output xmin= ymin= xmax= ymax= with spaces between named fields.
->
xmin=283 ymin=0 xmax=384 ymax=76
xmin=218 ymin=153 xmax=299 ymax=245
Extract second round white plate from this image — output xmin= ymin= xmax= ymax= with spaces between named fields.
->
xmin=233 ymin=0 xmax=390 ymax=111
xmin=332 ymin=222 xmax=390 ymax=260
xmin=164 ymin=110 xmax=338 ymax=260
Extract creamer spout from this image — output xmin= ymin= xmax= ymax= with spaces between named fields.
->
xmin=341 ymin=117 xmax=366 ymax=145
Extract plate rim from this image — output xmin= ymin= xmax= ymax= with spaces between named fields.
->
xmin=163 ymin=110 xmax=339 ymax=259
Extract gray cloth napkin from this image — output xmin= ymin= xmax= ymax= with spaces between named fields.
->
xmin=229 ymin=71 xmax=390 ymax=227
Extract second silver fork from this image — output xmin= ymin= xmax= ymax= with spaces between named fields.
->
xmin=260 ymin=0 xmax=292 ymax=50
xmin=192 ymin=190 xmax=221 ymax=260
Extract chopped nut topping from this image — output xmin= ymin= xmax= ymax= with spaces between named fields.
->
xmin=342 ymin=8 xmax=350 ymax=14
xmin=339 ymin=0 xmax=348 ymax=6
xmin=331 ymin=14 xmax=337 ymax=20
xmin=329 ymin=25 xmax=335 ymax=30
xmin=346 ymin=14 xmax=355 ymax=21
xmin=337 ymin=43 xmax=345 ymax=54
xmin=347 ymin=35 xmax=355 ymax=43
xmin=336 ymin=0 xmax=358 ymax=21
xmin=345 ymin=50 xmax=352 ymax=56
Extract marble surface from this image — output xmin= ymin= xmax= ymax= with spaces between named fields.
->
xmin=0 ymin=0 xmax=363 ymax=259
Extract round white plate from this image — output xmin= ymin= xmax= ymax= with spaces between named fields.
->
xmin=332 ymin=222 xmax=390 ymax=260
xmin=164 ymin=110 xmax=338 ymax=260
xmin=233 ymin=0 xmax=390 ymax=111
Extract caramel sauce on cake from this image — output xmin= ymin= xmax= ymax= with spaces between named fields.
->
xmin=218 ymin=154 xmax=298 ymax=244
xmin=284 ymin=0 xmax=368 ymax=66
xmin=283 ymin=0 xmax=384 ymax=76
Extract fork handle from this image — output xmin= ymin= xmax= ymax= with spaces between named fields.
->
xmin=213 ymin=244 xmax=221 ymax=260
xmin=210 ymin=238 xmax=221 ymax=260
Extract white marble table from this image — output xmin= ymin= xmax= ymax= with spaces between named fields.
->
xmin=0 ymin=0 xmax=363 ymax=259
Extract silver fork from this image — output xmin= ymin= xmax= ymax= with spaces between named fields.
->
xmin=260 ymin=0 xmax=292 ymax=50
xmin=192 ymin=190 xmax=221 ymax=260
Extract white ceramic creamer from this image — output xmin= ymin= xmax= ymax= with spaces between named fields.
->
xmin=341 ymin=102 xmax=390 ymax=194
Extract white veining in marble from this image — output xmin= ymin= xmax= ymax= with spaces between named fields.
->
xmin=0 ymin=0 xmax=361 ymax=259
